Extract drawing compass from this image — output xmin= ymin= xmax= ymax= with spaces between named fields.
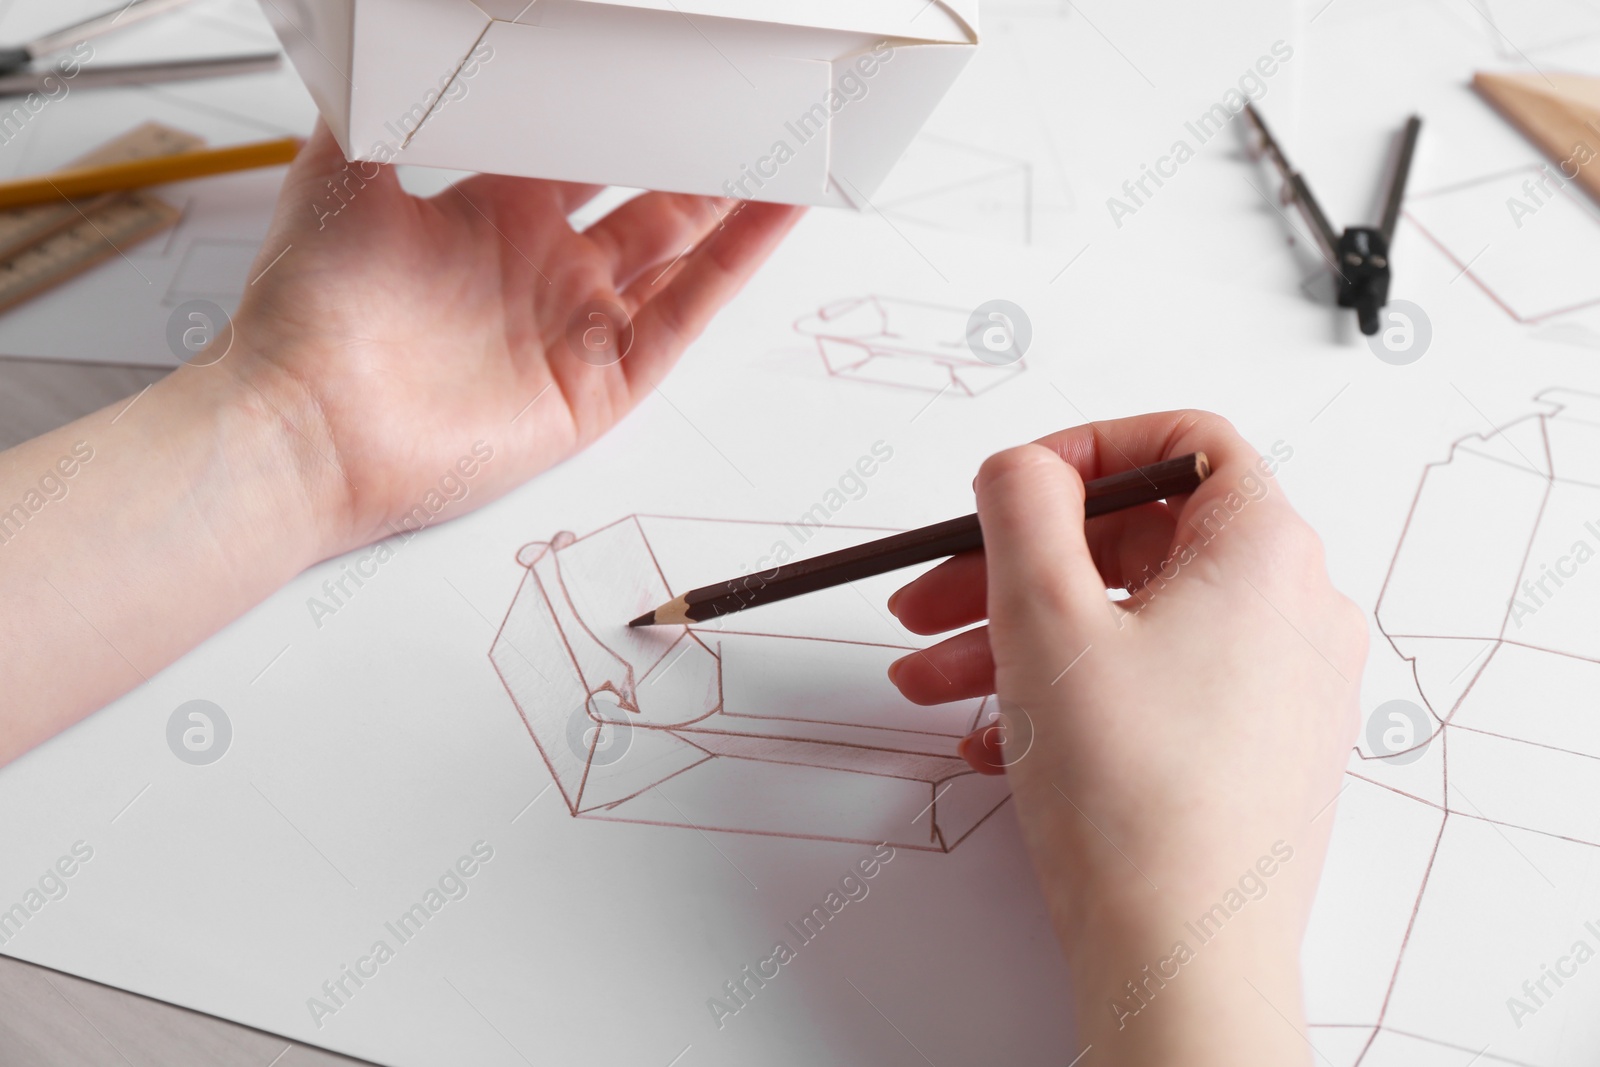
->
xmin=1244 ymin=104 xmax=1422 ymax=336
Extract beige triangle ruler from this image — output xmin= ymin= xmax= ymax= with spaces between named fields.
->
xmin=0 ymin=122 xmax=204 ymax=312
xmin=1474 ymin=71 xmax=1600 ymax=204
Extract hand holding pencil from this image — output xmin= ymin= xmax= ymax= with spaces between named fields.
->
xmin=887 ymin=412 xmax=1367 ymax=1066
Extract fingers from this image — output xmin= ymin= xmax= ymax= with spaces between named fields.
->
xmin=449 ymin=172 xmax=606 ymax=218
xmin=443 ymin=175 xmax=608 ymax=287
xmin=625 ymin=202 xmax=805 ymax=396
xmin=889 ymin=550 xmax=986 ymax=636
xmin=586 ymin=192 xmax=731 ymax=292
xmin=620 ymin=245 xmax=694 ymax=311
xmin=1029 ymin=411 xmax=1296 ymax=543
xmin=1029 ymin=409 xmax=1257 ymax=481
xmin=1083 ymin=502 xmax=1179 ymax=591
xmin=977 ymin=444 xmax=1113 ymax=647
xmin=957 ymin=724 xmax=1007 ymax=776
xmin=889 ymin=501 xmax=1182 ymax=635
xmin=888 ymin=627 xmax=996 ymax=705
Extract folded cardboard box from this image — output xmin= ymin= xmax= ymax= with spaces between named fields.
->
xmin=490 ymin=515 xmax=1011 ymax=851
xmin=262 ymin=0 xmax=979 ymax=206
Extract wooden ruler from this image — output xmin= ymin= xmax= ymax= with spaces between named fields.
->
xmin=0 ymin=122 xmax=203 ymax=312
xmin=1474 ymin=71 xmax=1600 ymax=204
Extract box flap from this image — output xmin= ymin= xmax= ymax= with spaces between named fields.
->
xmin=260 ymin=0 xmax=358 ymax=151
xmin=346 ymin=0 xmax=493 ymax=155
xmin=473 ymin=0 xmax=977 ymax=44
xmin=397 ymin=14 xmax=835 ymax=202
xmin=826 ymin=43 xmax=975 ymax=209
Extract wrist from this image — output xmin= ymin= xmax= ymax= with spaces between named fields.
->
xmin=1062 ymin=885 xmax=1308 ymax=1066
xmin=161 ymin=347 xmax=350 ymax=572
xmin=1071 ymin=915 xmax=1307 ymax=1066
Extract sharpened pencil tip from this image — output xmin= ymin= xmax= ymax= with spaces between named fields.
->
xmin=1195 ymin=452 xmax=1210 ymax=480
xmin=632 ymin=595 xmax=691 ymax=628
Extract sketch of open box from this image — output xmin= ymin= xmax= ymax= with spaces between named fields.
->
xmin=795 ymin=296 xmax=1027 ymax=397
xmin=490 ymin=515 xmax=1011 ymax=852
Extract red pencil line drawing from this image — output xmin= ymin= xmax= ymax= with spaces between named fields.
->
xmin=1405 ymin=166 xmax=1600 ymax=325
xmin=872 ymin=133 xmax=1044 ymax=246
xmin=488 ymin=514 xmax=1011 ymax=852
xmin=1312 ymin=388 xmax=1600 ymax=1065
xmin=794 ymin=295 xmax=1027 ymax=397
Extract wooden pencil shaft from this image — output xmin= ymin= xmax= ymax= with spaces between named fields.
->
xmin=675 ymin=452 xmax=1208 ymax=624
xmin=0 ymin=135 xmax=300 ymax=210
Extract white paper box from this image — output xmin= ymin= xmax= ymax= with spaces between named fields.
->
xmin=260 ymin=0 xmax=979 ymax=206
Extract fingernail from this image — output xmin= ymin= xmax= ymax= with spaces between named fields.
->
xmin=958 ymin=730 xmax=1007 ymax=776
xmin=887 ymin=589 xmax=903 ymax=616
xmin=887 ymin=656 xmax=907 ymax=686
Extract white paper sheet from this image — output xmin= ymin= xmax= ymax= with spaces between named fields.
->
xmin=0 ymin=0 xmax=315 ymax=366
xmin=7 ymin=1 xmax=1600 ymax=1065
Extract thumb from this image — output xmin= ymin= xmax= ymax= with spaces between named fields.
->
xmin=976 ymin=444 xmax=1113 ymax=665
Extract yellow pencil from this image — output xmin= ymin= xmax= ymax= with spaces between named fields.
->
xmin=0 ymin=136 xmax=303 ymax=210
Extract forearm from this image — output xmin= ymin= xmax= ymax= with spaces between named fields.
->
xmin=0 ymin=358 xmax=335 ymax=763
xmin=1064 ymin=899 xmax=1311 ymax=1065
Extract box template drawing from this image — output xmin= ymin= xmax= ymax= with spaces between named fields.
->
xmin=260 ymin=0 xmax=980 ymax=206
xmin=795 ymin=295 xmax=1027 ymax=396
xmin=1406 ymin=166 xmax=1600 ymax=324
xmin=1340 ymin=387 xmax=1600 ymax=1061
xmin=1375 ymin=387 xmax=1600 ymax=845
xmin=489 ymin=515 xmax=1011 ymax=851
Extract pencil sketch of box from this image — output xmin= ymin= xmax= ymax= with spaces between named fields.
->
xmin=489 ymin=515 xmax=1011 ymax=852
xmin=795 ymin=295 xmax=1026 ymax=397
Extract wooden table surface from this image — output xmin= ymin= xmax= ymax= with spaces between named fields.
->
xmin=0 ymin=355 xmax=376 ymax=1067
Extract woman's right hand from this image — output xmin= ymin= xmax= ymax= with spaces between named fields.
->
xmin=888 ymin=412 xmax=1366 ymax=1066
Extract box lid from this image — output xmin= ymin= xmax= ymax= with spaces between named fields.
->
xmin=471 ymin=0 xmax=978 ymax=43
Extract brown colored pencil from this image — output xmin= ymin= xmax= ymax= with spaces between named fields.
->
xmin=629 ymin=451 xmax=1210 ymax=627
